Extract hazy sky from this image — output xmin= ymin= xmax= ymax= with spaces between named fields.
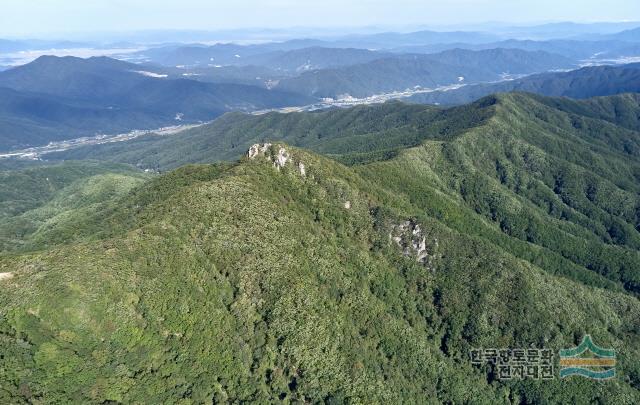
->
xmin=1 ymin=0 xmax=640 ymax=36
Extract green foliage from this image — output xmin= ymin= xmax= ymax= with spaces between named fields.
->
xmin=0 ymin=161 xmax=148 ymax=253
xmin=359 ymin=94 xmax=640 ymax=295
xmin=50 ymin=98 xmax=495 ymax=170
xmin=1 ymin=93 xmax=640 ymax=403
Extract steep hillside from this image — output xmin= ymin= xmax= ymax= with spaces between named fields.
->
xmin=42 ymin=92 xmax=640 ymax=295
xmin=0 ymin=161 xmax=148 ymax=252
xmin=0 ymin=161 xmax=144 ymax=220
xmin=359 ymin=93 xmax=640 ymax=294
xmin=1 ymin=138 xmax=639 ymax=402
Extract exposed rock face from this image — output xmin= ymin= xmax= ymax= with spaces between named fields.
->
xmin=0 ymin=272 xmax=14 ymax=281
xmin=247 ymin=143 xmax=272 ymax=159
xmin=344 ymin=201 xmax=351 ymax=209
xmin=247 ymin=143 xmax=306 ymax=177
xmin=274 ymin=147 xmax=290 ymax=170
xmin=389 ymin=219 xmax=438 ymax=267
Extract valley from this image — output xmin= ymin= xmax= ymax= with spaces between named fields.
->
xmin=1 ymin=12 xmax=640 ymax=404
xmin=0 ymin=122 xmax=205 ymax=161
xmin=0 ymin=83 xmax=466 ymax=161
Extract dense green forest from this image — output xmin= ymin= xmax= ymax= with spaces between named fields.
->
xmin=47 ymin=97 xmax=496 ymax=169
xmin=1 ymin=93 xmax=639 ymax=403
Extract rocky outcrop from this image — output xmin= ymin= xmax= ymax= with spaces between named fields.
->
xmin=274 ymin=147 xmax=290 ymax=170
xmin=297 ymin=162 xmax=306 ymax=177
xmin=247 ymin=143 xmax=306 ymax=177
xmin=247 ymin=143 xmax=272 ymax=159
xmin=390 ymin=219 xmax=438 ymax=268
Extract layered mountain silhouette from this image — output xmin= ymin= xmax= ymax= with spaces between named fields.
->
xmin=410 ymin=63 xmax=640 ymax=104
xmin=0 ymin=56 xmax=313 ymax=151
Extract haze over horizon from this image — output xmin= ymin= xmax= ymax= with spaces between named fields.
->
xmin=3 ymin=0 xmax=640 ymax=403
xmin=1 ymin=0 xmax=640 ymax=38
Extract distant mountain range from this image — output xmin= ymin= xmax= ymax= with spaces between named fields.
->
xmin=1 ymin=53 xmax=637 ymax=153
xmin=5 ymin=92 xmax=640 ymax=403
xmin=131 ymin=35 xmax=640 ymax=92
xmin=128 ymin=24 xmax=640 ymax=69
xmin=409 ymin=63 xmax=640 ymax=105
xmin=245 ymin=47 xmax=391 ymax=73
xmin=4 ymin=19 xmax=640 ymax=404
xmin=0 ymin=47 xmax=586 ymax=152
xmin=393 ymin=39 xmax=640 ymax=60
xmin=131 ymin=31 xmax=509 ymax=68
xmin=2 ymin=21 xmax=640 ymax=153
xmin=272 ymin=48 xmax=576 ymax=98
xmin=493 ymin=21 xmax=640 ymax=40
xmin=601 ymin=27 xmax=640 ymax=42
xmin=137 ymin=37 xmax=597 ymax=69
xmin=134 ymin=40 xmax=327 ymax=67
xmin=4 ymin=19 xmax=640 ymax=402
xmin=0 ymin=56 xmax=312 ymax=151
xmin=333 ymin=29 xmax=503 ymax=48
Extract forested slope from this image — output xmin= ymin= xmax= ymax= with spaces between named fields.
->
xmin=1 ymin=93 xmax=639 ymax=403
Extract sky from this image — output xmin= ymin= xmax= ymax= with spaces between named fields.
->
xmin=1 ymin=0 xmax=640 ymax=37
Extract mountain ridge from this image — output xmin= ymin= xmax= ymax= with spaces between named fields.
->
xmin=273 ymin=48 xmax=576 ymax=98
xmin=2 ymin=129 xmax=639 ymax=401
xmin=409 ymin=63 xmax=640 ymax=105
xmin=0 ymin=56 xmax=313 ymax=151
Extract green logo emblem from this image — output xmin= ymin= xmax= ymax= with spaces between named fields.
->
xmin=559 ymin=335 xmax=616 ymax=379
